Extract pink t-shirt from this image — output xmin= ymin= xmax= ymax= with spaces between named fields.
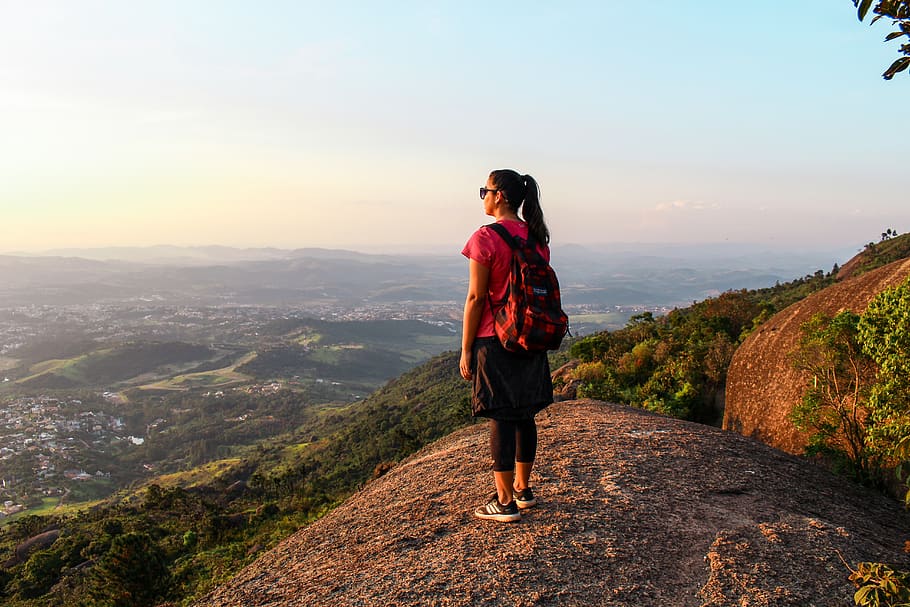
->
xmin=461 ymin=219 xmax=551 ymax=338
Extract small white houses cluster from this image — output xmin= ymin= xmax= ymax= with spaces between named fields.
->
xmin=0 ymin=395 xmax=134 ymax=514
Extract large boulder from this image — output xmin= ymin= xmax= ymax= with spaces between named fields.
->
xmin=724 ymin=257 xmax=910 ymax=455
xmin=9 ymin=529 xmax=60 ymax=566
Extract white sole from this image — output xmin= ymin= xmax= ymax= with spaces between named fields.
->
xmin=474 ymin=512 xmax=521 ymax=522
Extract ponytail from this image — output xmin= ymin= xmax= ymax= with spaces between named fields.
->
xmin=520 ymin=175 xmax=549 ymax=245
xmin=490 ymin=169 xmax=550 ymax=245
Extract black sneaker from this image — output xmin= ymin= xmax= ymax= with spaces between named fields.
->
xmin=513 ymin=487 xmax=537 ymax=509
xmin=474 ymin=497 xmax=521 ymax=522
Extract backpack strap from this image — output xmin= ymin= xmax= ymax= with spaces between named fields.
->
xmin=485 ymin=222 xmax=515 ymax=249
xmin=483 ymin=223 xmax=517 ymax=315
xmin=486 ymin=222 xmax=537 ymax=250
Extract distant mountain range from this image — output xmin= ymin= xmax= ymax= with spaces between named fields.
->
xmin=0 ymin=243 xmax=855 ymax=308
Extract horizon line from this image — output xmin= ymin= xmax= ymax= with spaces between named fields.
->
xmin=0 ymin=239 xmax=864 ymax=256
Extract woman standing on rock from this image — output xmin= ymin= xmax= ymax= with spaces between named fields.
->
xmin=460 ymin=168 xmax=554 ymax=522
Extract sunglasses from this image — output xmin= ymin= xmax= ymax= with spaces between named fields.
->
xmin=479 ymin=187 xmax=500 ymax=200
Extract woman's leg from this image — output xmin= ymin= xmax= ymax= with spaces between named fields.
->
xmin=514 ymin=418 xmax=538 ymax=491
xmin=493 ymin=471 xmax=515 ymax=505
xmin=489 ymin=418 xmax=517 ymax=504
xmin=514 ymin=462 xmax=533 ymax=492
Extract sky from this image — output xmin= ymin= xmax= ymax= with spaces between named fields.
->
xmin=0 ymin=1 xmax=907 ymax=255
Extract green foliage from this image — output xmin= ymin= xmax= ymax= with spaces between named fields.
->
xmin=85 ymin=532 xmax=171 ymax=607
xmin=570 ymin=290 xmax=762 ymax=424
xmin=567 ymin=244 xmax=902 ymax=430
xmin=16 ymin=549 xmax=64 ymax=598
xmin=854 ymin=0 xmax=910 ymax=80
xmin=850 ymin=561 xmax=910 ymax=606
xmin=263 ymin=350 xmax=471 ymax=497
xmin=851 ymin=234 xmax=910 ymax=279
xmin=575 ymin=361 xmax=622 ymax=402
xmin=857 ymin=277 xmax=910 ymax=466
xmin=790 ymin=311 xmax=877 ymax=480
xmin=748 ymin=269 xmax=837 ymax=311
xmin=785 ymin=277 xmax=910 ymax=605
xmin=788 ymin=277 xmax=910 ymax=486
xmin=896 ymin=436 xmax=910 ymax=506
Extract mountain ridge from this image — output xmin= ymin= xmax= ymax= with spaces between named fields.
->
xmin=0 ymin=243 xmax=846 ymax=310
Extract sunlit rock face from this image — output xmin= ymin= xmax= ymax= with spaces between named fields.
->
xmin=724 ymin=257 xmax=910 ymax=455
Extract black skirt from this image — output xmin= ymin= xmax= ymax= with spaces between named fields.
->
xmin=471 ymin=337 xmax=553 ymax=420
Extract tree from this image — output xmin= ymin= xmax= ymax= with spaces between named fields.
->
xmin=857 ymin=276 xmax=910 ymax=467
xmin=790 ymin=311 xmax=877 ymax=479
xmin=86 ymin=532 xmax=171 ymax=607
xmin=854 ymin=0 xmax=910 ymax=79
xmin=15 ymin=549 xmax=63 ymax=598
xmin=818 ymin=278 xmax=910 ymax=606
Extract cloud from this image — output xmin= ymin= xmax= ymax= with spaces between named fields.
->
xmin=654 ymin=199 xmax=718 ymax=213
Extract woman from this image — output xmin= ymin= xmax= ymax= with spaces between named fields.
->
xmin=460 ymin=168 xmax=554 ymax=522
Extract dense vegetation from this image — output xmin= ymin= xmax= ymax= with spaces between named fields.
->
xmin=568 ymin=272 xmax=836 ymax=425
xmin=840 ymin=229 xmax=910 ymax=279
xmin=790 ymin=276 xmax=910 ymax=489
xmin=793 ymin=277 xmax=910 ymax=607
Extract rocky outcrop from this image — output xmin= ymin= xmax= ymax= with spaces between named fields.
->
xmin=551 ymin=360 xmax=580 ymax=401
xmin=194 ymin=400 xmax=909 ymax=607
xmin=4 ymin=529 xmax=61 ymax=568
xmin=724 ymin=257 xmax=910 ymax=455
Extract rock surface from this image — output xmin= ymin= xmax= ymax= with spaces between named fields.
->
xmin=724 ymin=257 xmax=910 ymax=455
xmin=4 ymin=529 xmax=60 ymax=568
xmin=194 ymin=400 xmax=909 ymax=607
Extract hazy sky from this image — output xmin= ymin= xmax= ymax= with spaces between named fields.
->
xmin=1 ymin=1 xmax=907 ymax=254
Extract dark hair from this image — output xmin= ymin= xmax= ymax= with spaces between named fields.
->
xmin=489 ymin=169 xmax=549 ymax=245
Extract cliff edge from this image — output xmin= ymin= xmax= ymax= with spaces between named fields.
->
xmin=194 ymin=400 xmax=909 ymax=607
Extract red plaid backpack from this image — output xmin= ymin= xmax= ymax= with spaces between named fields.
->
xmin=487 ymin=223 xmax=569 ymax=353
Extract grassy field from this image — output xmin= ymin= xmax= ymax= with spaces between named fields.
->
xmin=295 ymin=332 xmax=323 ymax=346
xmin=1 ymin=496 xmax=105 ymax=527
xmin=3 ymin=497 xmax=60 ymax=523
xmin=133 ymin=458 xmax=244 ymax=493
xmin=138 ymin=351 xmax=258 ymax=391
xmin=17 ymin=355 xmax=89 ymax=384
xmin=13 ymin=342 xmax=222 ymax=390
xmin=265 ymin=443 xmax=312 ymax=476
xmin=569 ymin=312 xmax=630 ymax=334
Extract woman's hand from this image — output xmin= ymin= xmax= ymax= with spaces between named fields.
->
xmin=459 ymin=349 xmax=473 ymax=381
xmin=460 ymin=259 xmax=489 ymax=382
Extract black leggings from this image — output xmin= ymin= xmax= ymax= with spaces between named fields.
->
xmin=489 ymin=418 xmax=537 ymax=472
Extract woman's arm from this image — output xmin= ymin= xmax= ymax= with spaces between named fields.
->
xmin=460 ymin=259 xmax=490 ymax=380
